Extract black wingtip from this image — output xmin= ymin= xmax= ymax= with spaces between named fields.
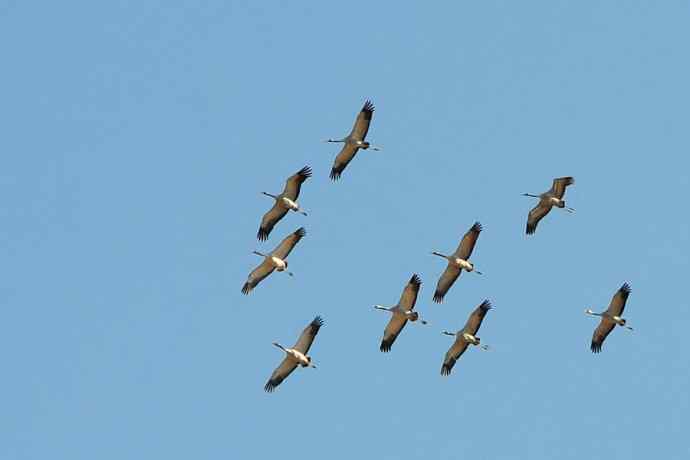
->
xmin=329 ymin=168 xmax=342 ymax=181
xmin=471 ymin=221 xmax=483 ymax=233
xmin=362 ymin=100 xmax=375 ymax=113
xmin=312 ymin=315 xmax=324 ymax=328
xmin=380 ymin=339 xmax=392 ymax=353
xmin=526 ymin=223 xmax=536 ymax=235
xmin=620 ymin=282 xmax=632 ymax=296
xmin=241 ymin=283 xmax=251 ymax=295
xmin=295 ymin=227 xmax=306 ymax=237
xmin=441 ymin=365 xmax=451 ymax=376
xmin=479 ymin=300 xmax=492 ymax=311
xmin=591 ymin=342 xmax=602 ymax=353
xmin=409 ymin=273 xmax=422 ymax=287
xmin=257 ymin=227 xmax=270 ymax=241
xmin=297 ymin=165 xmax=312 ymax=179
xmin=433 ymin=292 xmax=444 ymax=303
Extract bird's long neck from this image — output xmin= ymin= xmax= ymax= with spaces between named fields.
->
xmin=374 ymin=305 xmax=392 ymax=312
xmin=522 ymin=193 xmax=540 ymax=198
xmin=442 ymin=330 xmax=455 ymax=336
xmin=585 ymin=309 xmax=603 ymax=317
xmin=272 ymin=342 xmax=287 ymax=352
xmin=327 ymin=138 xmax=346 ymax=143
xmin=262 ymin=192 xmax=278 ymax=199
xmin=432 ymin=251 xmax=449 ymax=259
xmin=253 ymin=251 xmax=266 ymax=257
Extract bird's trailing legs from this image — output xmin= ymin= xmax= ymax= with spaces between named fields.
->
xmin=564 ymin=206 xmax=575 ymax=213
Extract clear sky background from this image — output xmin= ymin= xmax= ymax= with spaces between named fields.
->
xmin=2 ymin=1 xmax=689 ymax=459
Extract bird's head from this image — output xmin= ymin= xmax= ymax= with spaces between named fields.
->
xmin=585 ymin=308 xmax=594 ymax=315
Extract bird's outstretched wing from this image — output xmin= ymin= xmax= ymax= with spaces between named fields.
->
xmin=293 ymin=316 xmax=324 ymax=354
xmin=454 ymin=222 xmax=482 ymax=260
xmin=330 ymin=144 xmax=358 ymax=181
xmin=380 ymin=314 xmax=407 ymax=352
xmin=264 ymin=356 xmax=298 ymax=392
xmin=349 ymin=100 xmax=374 ymax=141
xmin=591 ymin=318 xmax=615 ymax=353
xmin=271 ymin=227 xmax=306 ymax=260
xmin=398 ymin=274 xmax=422 ymax=311
xmin=241 ymin=258 xmax=275 ymax=295
xmin=283 ymin=166 xmax=312 ymax=201
xmin=606 ymin=283 xmax=631 ymax=317
xmin=441 ymin=337 xmax=470 ymax=376
xmin=548 ymin=176 xmax=574 ymax=199
xmin=433 ymin=265 xmax=461 ymax=303
xmin=526 ymin=200 xmax=552 ymax=235
xmin=258 ymin=202 xmax=289 ymax=241
xmin=463 ymin=300 xmax=492 ymax=335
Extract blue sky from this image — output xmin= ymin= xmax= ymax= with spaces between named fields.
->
xmin=2 ymin=1 xmax=689 ymax=459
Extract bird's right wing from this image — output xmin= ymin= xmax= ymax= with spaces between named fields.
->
xmin=329 ymin=143 xmax=358 ymax=181
xmin=264 ymin=356 xmax=298 ymax=392
xmin=606 ymin=283 xmax=631 ymax=317
xmin=293 ymin=316 xmax=324 ymax=354
xmin=380 ymin=314 xmax=407 ymax=352
xmin=441 ymin=337 xmax=470 ymax=376
xmin=348 ymin=100 xmax=374 ymax=141
xmin=433 ymin=265 xmax=461 ymax=303
xmin=590 ymin=318 xmax=616 ymax=353
xmin=398 ymin=274 xmax=422 ymax=311
xmin=241 ymin=259 xmax=275 ymax=295
xmin=526 ymin=200 xmax=552 ymax=235
xmin=463 ymin=300 xmax=492 ymax=335
xmin=282 ymin=166 xmax=312 ymax=201
xmin=271 ymin=227 xmax=306 ymax=260
xmin=454 ymin=222 xmax=482 ymax=260
xmin=258 ymin=202 xmax=289 ymax=241
xmin=549 ymin=176 xmax=575 ymax=199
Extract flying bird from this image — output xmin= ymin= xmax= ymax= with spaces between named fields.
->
xmin=586 ymin=283 xmax=634 ymax=353
xmin=242 ymin=227 xmax=306 ymax=295
xmin=523 ymin=176 xmax=575 ymax=235
xmin=265 ymin=316 xmax=324 ymax=392
xmin=432 ymin=222 xmax=483 ymax=303
xmin=375 ymin=274 xmax=428 ymax=352
xmin=325 ymin=100 xmax=381 ymax=181
xmin=440 ymin=300 xmax=492 ymax=376
xmin=257 ymin=166 xmax=311 ymax=241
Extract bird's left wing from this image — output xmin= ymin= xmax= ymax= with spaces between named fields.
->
xmin=271 ymin=227 xmax=306 ymax=260
xmin=398 ymin=274 xmax=422 ymax=311
xmin=549 ymin=176 xmax=574 ymax=199
xmin=258 ymin=202 xmax=289 ymax=241
xmin=441 ymin=337 xmax=470 ymax=376
xmin=293 ymin=316 xmax=324 ymax=354
xmin=432 ymin=265 xmax=461 ymax=303
xmin=591 ymin=318 xmax=615 ymax=353
xmin=264 ymin=356 xmax=298 ymax=392
xmin=526 ymin=200 xmax=552 ymax=235
xmin=283 ymin=166 xmax=312 ymax=201
xmin=241 ymin=258 xmax=275 ymax=295
xmin=463 ymin=300 xmax=492 ymax=335
xmin=329 ymin=143 xmax=358 ymax=181
xmin=454 ymin=222 xmax=482 ymax=260
xmin=606 ymin=283 xmax=631 ymax=317
xmin=349 ymin=100 xmax=374 ymax=141
xmin=380 ymin=314 xmax=407 ymax=352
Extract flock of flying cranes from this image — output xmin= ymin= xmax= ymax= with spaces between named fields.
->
xmin=242 ymin=100 xmax=635 ymax=392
